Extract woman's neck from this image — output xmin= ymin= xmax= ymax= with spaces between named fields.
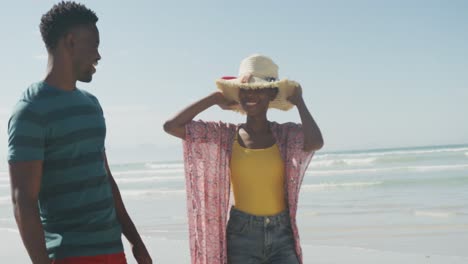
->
xmin=244 ymin=114 xmax=270 ymax=134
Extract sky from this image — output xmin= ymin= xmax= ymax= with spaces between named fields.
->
xmin=0 ymin=0 xmax=467 ymax=163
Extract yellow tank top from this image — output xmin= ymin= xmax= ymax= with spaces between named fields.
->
xmin=230 ymin=135 xmax=286 ymax=216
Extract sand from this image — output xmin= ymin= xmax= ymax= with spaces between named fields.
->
xmin=1 ymin=228 xmax=467 ymax=264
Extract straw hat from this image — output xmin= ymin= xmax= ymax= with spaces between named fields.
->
xmin=216 ymin=54 xmax=300 ymax=113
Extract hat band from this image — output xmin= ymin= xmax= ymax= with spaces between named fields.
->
xmin=264 ymin=77 xmax=277 ymax=82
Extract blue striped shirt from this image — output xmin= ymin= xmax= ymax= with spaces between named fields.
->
xmin=8 ymin=82 xmax=123 ymax=259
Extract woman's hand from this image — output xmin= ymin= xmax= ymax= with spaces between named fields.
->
xmin=212 ymin=92 xmax=239 ymax=110
xmin=287 ymin=85 xmax=304 ymax=106
xmin=240 ymin=73 xmax=252 ymax=83
xmin=288 ymin=85 xmax=324 ymax=151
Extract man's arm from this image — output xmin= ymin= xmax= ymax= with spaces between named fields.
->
xmin=288 ymin=86 xmax=324 ymax=152
xmin=9 ymin=161 xmax=51 ymax=264
xmin=103 ymin=153 xmax=152 ymax=264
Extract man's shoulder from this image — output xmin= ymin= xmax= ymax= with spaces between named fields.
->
xmin=77 ymin=88 xmax=100 ymax=105
xmin=10 ymin=83 xmax=48 ymax=116
xmin=77 ymin=88 xmax=96 ymax=98
xmin=15 ymin=82 xmax=66 ymax=111
xmin=18 ymin=82 xmax=40 ymax=103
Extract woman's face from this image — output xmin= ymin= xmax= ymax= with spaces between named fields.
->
xmin=238 ymin=88 xmax=278 ymax=116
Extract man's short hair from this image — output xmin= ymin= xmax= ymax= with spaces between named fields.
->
xmin=40 ymin=1 xmax=98 ymax=51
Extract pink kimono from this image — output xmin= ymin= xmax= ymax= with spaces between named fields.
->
xmin=183 ymin=120 xmax=315 ymax=264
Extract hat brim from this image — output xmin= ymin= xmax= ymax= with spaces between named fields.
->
xmin=216 ymin=77 xmax=299 ymax=114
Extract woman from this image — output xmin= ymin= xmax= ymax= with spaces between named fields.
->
xmin=164 ymin=54 xmax=323 ymax=264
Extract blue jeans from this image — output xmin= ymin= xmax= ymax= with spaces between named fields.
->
xmin=227 ymin=207 xmax=299 ymax=264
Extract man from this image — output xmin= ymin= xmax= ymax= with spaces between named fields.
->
xmin=7 ymin=2 xmax=152 ymax=263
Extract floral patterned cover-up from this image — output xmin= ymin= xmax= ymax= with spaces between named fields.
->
xmin=183 ymin=120 xmax=315 ymax=264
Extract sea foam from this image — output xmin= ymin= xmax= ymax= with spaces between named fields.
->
xmin=302 ymin=181 xmax=383 ymax=191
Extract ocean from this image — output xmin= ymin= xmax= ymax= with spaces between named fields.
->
xmin=1 ymin=144 xmax=467 ymax=263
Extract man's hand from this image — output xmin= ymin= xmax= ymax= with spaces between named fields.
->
xmin=287 ymin=85 xmax=304 ymax=106
xmin=132 ymin=241 xmax=152 ymax=264
xmin=9 ymin=161 xmax=51 ymax=264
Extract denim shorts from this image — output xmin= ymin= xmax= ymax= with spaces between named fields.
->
xmin=227 ymin=207 xmax=299 ymax=264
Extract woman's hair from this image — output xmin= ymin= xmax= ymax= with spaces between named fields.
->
xmin=268 ymin=87 xmax=279 ymax=100
xmin=240 ymin=87 xmax=279 ymax=101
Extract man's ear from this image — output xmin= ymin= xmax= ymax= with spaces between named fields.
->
xmin=63 ymin=32 xmax=75 ymax=52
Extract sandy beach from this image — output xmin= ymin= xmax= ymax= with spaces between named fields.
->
xmin=1 ymin=145 xmax=468 ymax=263
xmin=1 ymin=228 xmax=467 ymax=263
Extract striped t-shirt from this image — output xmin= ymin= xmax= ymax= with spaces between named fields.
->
xmin=7 ymin=82 xmax=123 ymax=259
